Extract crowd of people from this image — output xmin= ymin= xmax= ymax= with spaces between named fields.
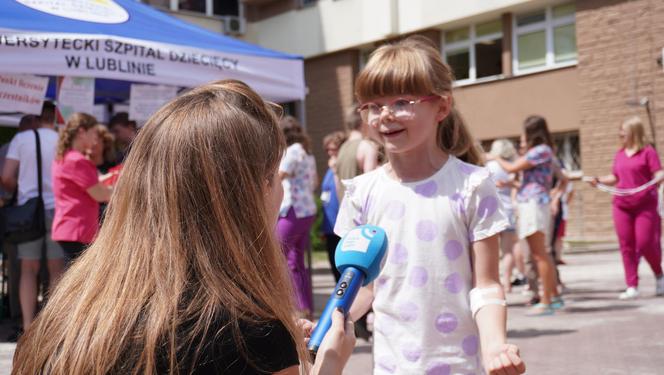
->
xmin=0 ymin=105 xmax=137 ymax=333
xmin=0 ymin=34 xmax=661 ymax=375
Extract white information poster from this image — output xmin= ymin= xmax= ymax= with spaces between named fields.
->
xmin=129 ymin=84 xmax=178 ymax=122
xmin=0 ymin=74 xmax=48 ymax=115
xmin=57 ymin=76 xmax=95 ymax=124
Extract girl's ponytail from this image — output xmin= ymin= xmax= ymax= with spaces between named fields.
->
xmin=438 ymin=107 xmax=484 ymax=166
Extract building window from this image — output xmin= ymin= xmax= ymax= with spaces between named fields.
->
xmin=144 ymin=0 xmax=239 ymax=17
xmin=513 ymin=2 xmax=577 ymax=74
xmin=553 ymin=131 xmax=581 ymax=171
xmin=443 ymin=19 xmax=503 ymax=83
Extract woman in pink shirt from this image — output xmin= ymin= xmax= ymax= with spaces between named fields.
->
xmin=52 ymin=113 xmax=112 ymax=263
xmin=589 ymin=117 xmax=664 ymax=299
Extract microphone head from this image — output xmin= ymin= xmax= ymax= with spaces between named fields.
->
xmin=335 ymin=225 xmax=388 ymax=286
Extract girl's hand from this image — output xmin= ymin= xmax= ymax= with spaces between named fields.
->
xmin=297 ymin=318 xmax=315 ymax=345
xmin=485 ymin=153 xmax=496 ymax=161
xmin=312 ymin=309 xmax=356 ymax=375
xmin=586 ymin=176 xmax=599 ymax=188
xmin=484 ymin=343 xmax=526 ymax=375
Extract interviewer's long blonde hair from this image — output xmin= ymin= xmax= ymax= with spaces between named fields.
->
xmin=12 ymin=80 xmax=306 ymax=374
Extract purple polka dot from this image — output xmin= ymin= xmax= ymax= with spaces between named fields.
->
xmin=444 ymin=272 xmax=463 ymax=294
xmin=459 ymin=163 xmax=476 ymax=174
xmin=385 ymin=200 xmax=406 ymax=220
xmin=415 ymin=181 xmax=438 ymax=197
xmin=451 ymin=193 xmax=466 ymax=215
xmin=462 ymin=335 xmax=479 ymax=356
xmin=376 ymin=355 xmax=397 ymax=373
xmin=477 ymin=195 xmax=498 ymax=219
xmin=416 ymin=220 xmax=437 ymax=241
xmin=426 ymin=362 xmax=451 ymax=375
xmin=398 ymin=301 xmax=419 ymax=322
xmin=402 ymin=345 xmax=422 ymax=362
xmin=409 ymin=266 xmax=428 ymax=288
xmin=434 ymin=312 xmax=458 ymax=334
xmin=375 ymin=276 xmax=389 ymax=292
xmin=444 ymin=240 xmax=463 ymax=260
xmin=390 ymin=243 xmax=408 ymax=265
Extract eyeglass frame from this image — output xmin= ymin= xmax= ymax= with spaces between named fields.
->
xmin=357 ymin=95 xmax=443 ymax=124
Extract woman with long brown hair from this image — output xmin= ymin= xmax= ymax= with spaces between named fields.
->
xmin=12 ymin=81 xmax=354 ymax=374
xmin=489 ymin=116 xmax=564 ymax=315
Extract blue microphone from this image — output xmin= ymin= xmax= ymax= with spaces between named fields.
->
xmin=307 ymin=225 xmax=388 ymax=355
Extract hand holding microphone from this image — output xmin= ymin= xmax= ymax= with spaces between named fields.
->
xmin=307 ymin=225 xmax=388 ymax=356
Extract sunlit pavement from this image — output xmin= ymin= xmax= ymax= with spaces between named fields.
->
xmin=1 ymin=251 xmax=662 ymax=374
xmin=313 ymin=251 xmax=664 ymax=375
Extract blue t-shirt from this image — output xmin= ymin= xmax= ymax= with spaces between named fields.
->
xmin=320 ymin=168 xmax=340 ymax=234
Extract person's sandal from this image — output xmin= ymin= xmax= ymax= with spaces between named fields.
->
xmin=526 ymin=303 xmax=554 ymax=316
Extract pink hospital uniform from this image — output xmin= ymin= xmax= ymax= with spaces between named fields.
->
xmin=612 ymin=145 xmax=663 ymax=287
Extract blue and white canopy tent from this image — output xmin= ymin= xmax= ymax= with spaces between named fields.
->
xmin=0 ymin=0 xmax=305 ymax=105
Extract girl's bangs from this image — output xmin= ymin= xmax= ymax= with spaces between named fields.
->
xmin=356 ymin=49 xmax=435 ymax=101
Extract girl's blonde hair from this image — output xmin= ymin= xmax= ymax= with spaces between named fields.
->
xmin=489 ymin=139 xmax=517 ymax=160
xmin=12 ymin=80 xmax=308 ymax=374
xmin=56 ymin=112 xmax=97 ymax=159
xmin=354 ymin=35 xmax=483 ymax=165
xmin=622 ymin=116 xmax=647 ymax=150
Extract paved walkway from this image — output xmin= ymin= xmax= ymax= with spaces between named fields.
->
xmin=1 ymin=251 xmax=662 ymax=374
xmin=312 ymin=251 xmax=664 ymax=374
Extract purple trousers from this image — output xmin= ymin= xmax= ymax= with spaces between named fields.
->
xmin=277 ymin=208 xmax=315 ymax=312
xmin=613 ymin=203 xmax=663 ymax=287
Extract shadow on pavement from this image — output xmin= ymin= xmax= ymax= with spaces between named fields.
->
xmin=507 ymin=328 xmax=576 ymax=338
xmin=561 ymin=304 xmax=639 ymax=314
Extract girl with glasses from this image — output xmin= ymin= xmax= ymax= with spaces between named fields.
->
xmin=335 ymin=36 xmax=525 ymax=374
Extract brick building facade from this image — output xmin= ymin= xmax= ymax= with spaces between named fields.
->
xmin=154 ymin=0 xmax=664 ymax=244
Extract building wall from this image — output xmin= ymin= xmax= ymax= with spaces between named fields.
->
xmin=455 ymin=66 xmax=579 ymax=140
xmin=304 ymin=49 xmax=359 ymax=175
xmin=242 ymin=0 xmax=542 ymax=58
xmin=576 ymin=0 xmax=664 ymax=242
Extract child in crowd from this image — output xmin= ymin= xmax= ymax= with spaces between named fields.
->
xmin=336 ymin=36 xmax=525 ymax=374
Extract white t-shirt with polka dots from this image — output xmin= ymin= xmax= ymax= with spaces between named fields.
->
xmin=335 ymin=156 xmax=509 ymax=375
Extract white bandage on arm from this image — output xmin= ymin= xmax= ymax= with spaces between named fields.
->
xmin=469 ymin=286 xmax=507 ymax=319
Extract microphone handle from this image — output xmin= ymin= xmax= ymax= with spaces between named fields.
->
xmin=307 ymin=266 xmax=365 ymax=355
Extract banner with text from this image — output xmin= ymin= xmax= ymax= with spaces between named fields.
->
xmin=129 ymin=84 xmax=178 ymax=123
xmin=0 ymin=74 xmax=48 ymax=114
xmin=0 ymin=30 xmax=305 ymax=103
xmin=56 ymin=76 xmax=95 ymax=124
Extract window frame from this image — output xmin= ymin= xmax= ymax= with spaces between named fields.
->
xmin=442 ymin=20 xmax=504 ymax=86
xmin=145 ymin=0 xmax=240 ymax=18
xmin=512 ymin=4 xmax=577 ymax=76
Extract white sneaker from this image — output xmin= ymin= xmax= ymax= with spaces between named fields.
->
xmin=656 ymin=276 xmax=664 ymax=296
xmin=619 ymin=287 xmax=639 ymax=300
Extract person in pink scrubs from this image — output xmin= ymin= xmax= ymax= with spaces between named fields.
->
xmin=589 ymin=117 xmax=664 ymax=299
xmin=52 ymin=113 xmax=112 ymax=264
